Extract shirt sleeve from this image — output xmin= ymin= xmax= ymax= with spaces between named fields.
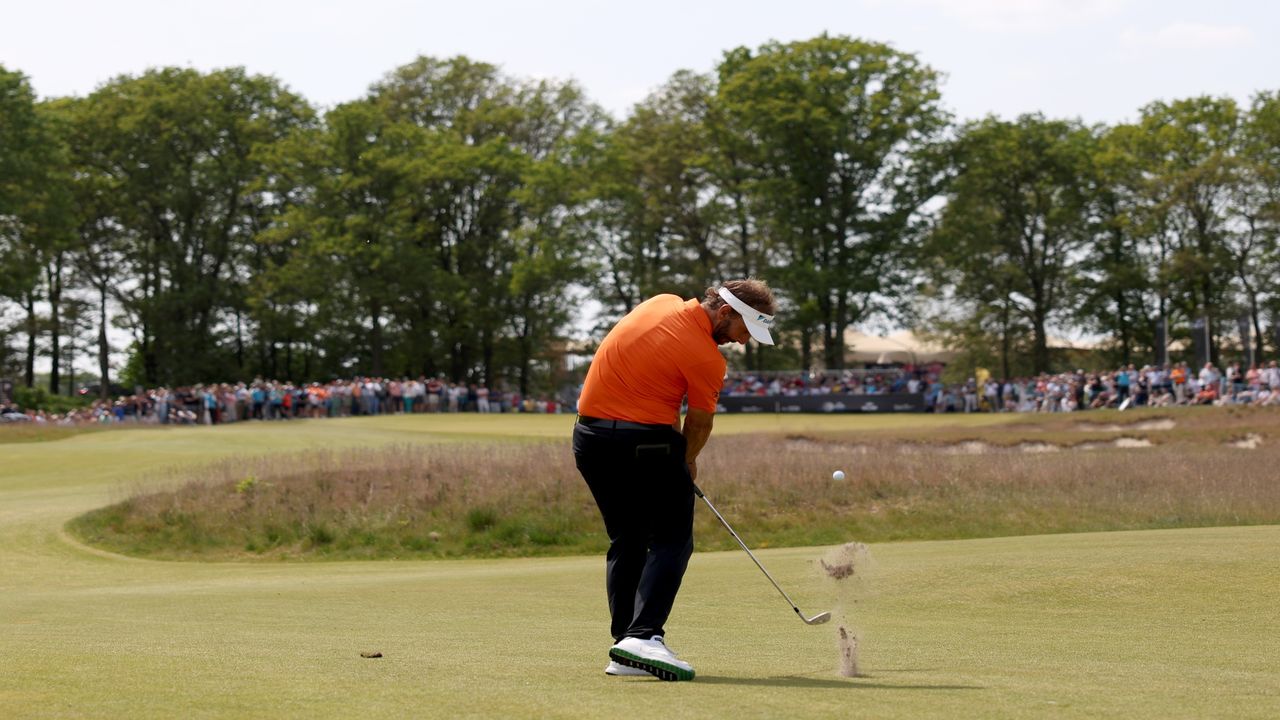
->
xmin=683 ymin=355 xmax=727 ymax=413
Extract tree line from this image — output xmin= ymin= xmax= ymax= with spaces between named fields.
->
xmin=2 ymin=34 xmax=1278 ymax=398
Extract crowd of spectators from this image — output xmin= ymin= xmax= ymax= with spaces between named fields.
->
xmin=938 ymin=360 xmax=1280 ymax=413
xmin=6 ymin=359 xmax=1279 ymax=426
xmin=723 ymin=369 xmax=911 ymax=397
xmin=3 ymin=377 xmax=573 ymax=426
xmin=724 ymin=360 xmax=1280 ymax=413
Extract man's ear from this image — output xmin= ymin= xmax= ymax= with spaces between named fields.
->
xmin=716 ymin=304 xmax=734 ymax=321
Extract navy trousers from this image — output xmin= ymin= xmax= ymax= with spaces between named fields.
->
xmin=573 ymin=422 xmax=694 ymax=642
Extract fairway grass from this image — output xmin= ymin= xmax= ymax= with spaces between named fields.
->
xmin=3 ymin=415 xmax=1277 ymax=718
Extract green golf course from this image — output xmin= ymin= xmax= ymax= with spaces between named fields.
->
xmin=2 ymin=414 xmax=1277 ymax=719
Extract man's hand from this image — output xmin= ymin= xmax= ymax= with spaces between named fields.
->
xmin=682 ymin=407 xmax=714 ymax=478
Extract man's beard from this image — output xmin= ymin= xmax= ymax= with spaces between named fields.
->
xmin=712 ymin=317 xmax=734 ymax=344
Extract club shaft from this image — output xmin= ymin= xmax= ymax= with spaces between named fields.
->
xmin=693 ymin=484 xmax=804 ymax=617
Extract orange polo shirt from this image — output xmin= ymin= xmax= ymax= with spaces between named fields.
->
xmin=578 ymin=295 xmax=726 ymax=425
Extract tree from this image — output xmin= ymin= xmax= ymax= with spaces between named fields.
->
xmin=715 ymin=35 xmax=951 ymax=369
xmin=256 ymin=99 xmax=404 ymax=380
xmin=500 ymin=88 xmax=608 ymax=395
xmin=31 ymin=101 xmax=79 ymax=395
xmin=371 ymin=56 xmax=598 ymax=385
xmin=47 ymin=96 xmax=130 ymax=399
xmin=926 ymin=115 xmax=1096 ymax=374
xmin=73 ymin=67 xmax=315 ymax=385
xmin=260 ymin=56 xmax=598 ymax=392
xmin=1074 ymin=123 xmax=1156 ymax=366
xmin=55 ymin=295 xmax=96 ymax=394
xmin=1229 ymin=92 xmax=1280 ymax=363
xmin=583 ymin=71 xmax=727 ymax=323
xmin=1132 ymin=97 xmax=1241 ymax=365
xmin=0 ymin=66 xmax=62 ymax=389
xmin=702 ymin=73 xmax=779 ymax=370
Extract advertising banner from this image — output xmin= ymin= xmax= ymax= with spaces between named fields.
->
xmin=719 ymin=393 xmax=926 ymax=413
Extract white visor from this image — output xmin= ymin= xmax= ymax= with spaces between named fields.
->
xmin=718 ymin=287 xmax=776 ymax=345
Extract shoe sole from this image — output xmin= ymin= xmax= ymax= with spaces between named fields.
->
xmin=608 ymin=648 xmax=695 ymax=681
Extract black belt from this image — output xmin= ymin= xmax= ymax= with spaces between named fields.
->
xmin=577 ymin=415 xmax=671 ymax=432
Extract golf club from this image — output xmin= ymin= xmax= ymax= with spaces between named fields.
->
xmin=692 ymin=482 xmax=831 ymax=625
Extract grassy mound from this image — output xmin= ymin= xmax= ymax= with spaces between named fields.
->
xmin=69 ymin=443 xmax=599 ymax=560
xmin=68 ymin=406 xmax=1280 ymax=560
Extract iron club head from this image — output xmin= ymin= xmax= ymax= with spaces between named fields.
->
xmin=696 ymin=485 xmax=836 ymax=629
xmin=793 ymin=604 xmax=834 ymax=622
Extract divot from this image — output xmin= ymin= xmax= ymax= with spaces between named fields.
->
xmin=820 ymin=559 xmax=855 ymax=580
xmin=820 ymin=542 xmax=873 ymax=679
xmin=838 ymin=626 xmax=859 ymax=677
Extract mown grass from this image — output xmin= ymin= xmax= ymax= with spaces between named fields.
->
xmin=11 ymin=525 xmax=1280 ymax=719
xmin=0 ymin=422 xmax=115 ymax=444
xmin=68 ymin=406 xmax=1280 ymax=560
xmin=8 ymin=410 xmax=1279 ymax=718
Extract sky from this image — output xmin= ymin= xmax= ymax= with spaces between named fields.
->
xmin=3 ymin=0 xmax=1275 ymax=126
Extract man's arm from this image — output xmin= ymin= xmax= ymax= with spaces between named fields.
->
xmin=681 ymin=407 xmax=715 ymax=481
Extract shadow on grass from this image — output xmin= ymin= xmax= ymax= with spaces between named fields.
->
xmin=695 ymin=674 xmax=983 ymax=690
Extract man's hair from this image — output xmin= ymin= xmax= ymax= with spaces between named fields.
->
xmin=703 ymin=278 xmax=776 ymax=316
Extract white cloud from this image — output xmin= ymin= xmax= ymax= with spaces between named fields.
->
xmin=901 ymin=0 xmax=1128 ymax=32
xmin=1120 ymin=22 xmax=1256 ymax=50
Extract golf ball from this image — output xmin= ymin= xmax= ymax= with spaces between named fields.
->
xmin=832 ymin=470 xmax=846 ymax=481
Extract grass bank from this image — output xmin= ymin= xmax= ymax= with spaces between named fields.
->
xmin=67 ymin=407 xmax=1280 ymax=560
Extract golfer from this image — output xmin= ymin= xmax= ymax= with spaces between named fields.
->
xmin=573 ymin=279 xmax=777 ymax=681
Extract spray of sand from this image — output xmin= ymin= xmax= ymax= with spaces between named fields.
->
xmin=819 ymin=541 xmax=874 ymax=677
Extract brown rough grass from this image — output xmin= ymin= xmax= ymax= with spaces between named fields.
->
xmin=702 ymin=435 xmax=1280 ymax=542
xmin=68 ymin=407 xmax=1280 ymax=560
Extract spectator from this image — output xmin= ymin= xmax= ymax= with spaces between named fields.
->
xmin=1171 ymin=363 xmax=1188 ymax=403
xmin=1227 ymin=362 xmax=1244 ymax=399
xmin=1195 ymin=381 xmax=1219 ymax=405
xmin=388 ymin=379 xmax=402 ymax=414
xmin=1199 ymin=363 xmax=1220 ymax=396
xmin=1115 ymin=366 xmax=1130 ymax=404
xmin=983 ymin=379 xmax=999 ymax=412
xmin=962 ymin=379 xmax=978 ymax=413
xmin=251 ymin=383 xmax=266 ymax=420
xmin=1266 ymin=361 xmax=1280 ymax=393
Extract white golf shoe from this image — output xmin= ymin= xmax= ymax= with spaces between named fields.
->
xmin=604 ymin=660 xmax=649 ymax=676
xmin=608 ymin=635 xmax=695 ymax=681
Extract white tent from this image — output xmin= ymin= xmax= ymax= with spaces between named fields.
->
xmin=843 ymin=329 xmax=958 ymax=365
xmin=1046 ymin=334 xmax=1103 ymax=351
